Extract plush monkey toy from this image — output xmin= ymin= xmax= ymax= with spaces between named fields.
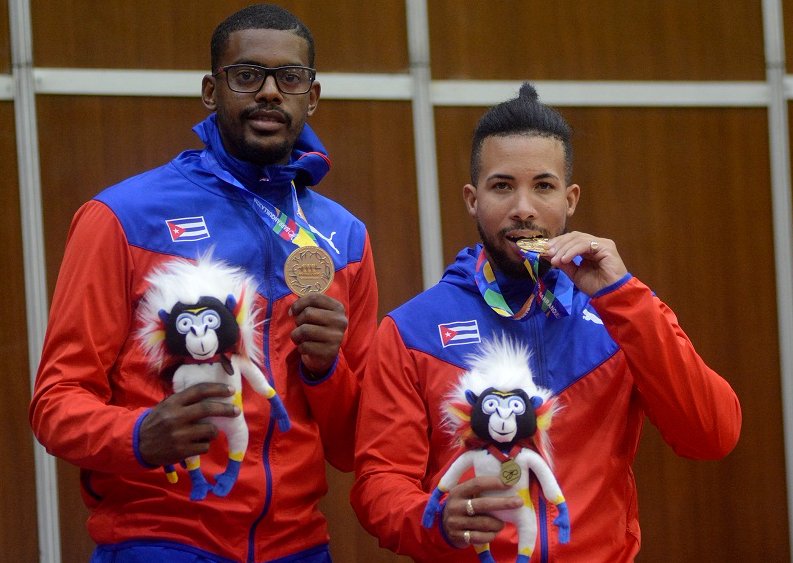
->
xmin=422 ymin=336 xmax=570 ymax=562
xmin=137 ymin=254 xmax=290 ymax=501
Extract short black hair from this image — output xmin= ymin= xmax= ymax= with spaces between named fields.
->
xmin=470 ymin=82 xmax=573 ymax=184
xmin=210 ymin=4 xmax=315 ymax=71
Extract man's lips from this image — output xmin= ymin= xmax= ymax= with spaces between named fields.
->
xmin=246 ymin=109 xmax=289 ymax=131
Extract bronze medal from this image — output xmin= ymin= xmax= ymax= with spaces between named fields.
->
xmin=499 ymin=459 xmax=522 ymax=486
xmin=284 ymin=246 xmax=335 ymax=296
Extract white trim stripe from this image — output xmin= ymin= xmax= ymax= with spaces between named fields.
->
xmin=0 ymin=69 xmax=787 ymax=107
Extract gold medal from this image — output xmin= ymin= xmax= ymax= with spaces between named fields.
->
xmin=284 ymin=246 xmax=335 ymax=296
xmin=499 ymin=459 xmax=522 ymax=486
xmin=516 ymin=237 xmax=549 ymax=254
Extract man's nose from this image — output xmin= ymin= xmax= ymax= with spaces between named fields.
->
xmin=254 ymin=74 xmax=282 ymax=102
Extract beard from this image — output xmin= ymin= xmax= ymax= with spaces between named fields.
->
xmin=477 ymin=221 xmax=530 ymax=279
xmin=476 ymin=220 xmax=561 ymax=279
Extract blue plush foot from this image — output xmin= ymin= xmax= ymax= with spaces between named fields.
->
xmin=477 ymin=550 xmax=496 ymax=563
xmin=516 ymin=555 xmax=530 ymax=563
xmin=269 ymin=395 xmax=291 ymax=432
xmin=188 ymin=468 xmax=212 ymax=501
xmin=213 ymin=459 xmax=241 ymax=497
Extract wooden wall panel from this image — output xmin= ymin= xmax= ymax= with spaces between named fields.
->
xmin=0 ymin=4 xmax=9 ymax=74
xmin=436 ymin=103 xmax=786 ymax=561
xmin=0 ymin=103 xmax=39 ymax=559
xmin=31 ymin=0 xmax=408 ymax=72
xmin=428 ymin=1 xmax=765 ymax=80
xmin=786 ymin=0 xmax=793 ymax=69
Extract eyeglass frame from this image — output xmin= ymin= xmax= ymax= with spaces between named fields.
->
xmin=213 ymin=63 xmax=317 ymax=95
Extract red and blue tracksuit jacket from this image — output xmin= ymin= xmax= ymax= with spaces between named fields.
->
xmin=30 ymin=114 xmax=378 ymax=563
xmin=351 ymin=245 xmax=740 ymax=562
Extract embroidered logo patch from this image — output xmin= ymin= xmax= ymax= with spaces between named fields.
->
xmin=438 ymin=320 xmax=481 ymax=348
xmin=166 ymin=216 xmax=210 ymax=242
xmin=582 ymin=309 xmax=603 ymax=325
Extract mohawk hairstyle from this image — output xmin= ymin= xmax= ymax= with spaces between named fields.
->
xmin=442 ymin=334 xmax=559 ymax=465
xmin=135 ymin=252 xmax=261 ymax=376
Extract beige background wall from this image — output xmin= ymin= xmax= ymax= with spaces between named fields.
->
xmin=3 ymin=1 xmax=793 ymax=561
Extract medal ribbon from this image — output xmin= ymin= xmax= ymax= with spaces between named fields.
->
xmin=473 ymin=247 xmax=569 ymax=320
xmin=522 ymin=249 xmax=569 ymax=319
xmin=246 ymin=181 xmax=319 ymax=249
xmin=199 ymin=147 xmax=321 ymax=251
xmin=486 ymin=443 xmax=523 ymax=462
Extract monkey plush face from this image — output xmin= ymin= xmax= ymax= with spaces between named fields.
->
xmin=466 ymin=387 xmax=540 ymax=445
xmin=160 ymin=295 xmax=239 ymax=360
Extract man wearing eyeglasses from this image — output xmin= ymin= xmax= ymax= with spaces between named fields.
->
xmin=30 ymin=4 xmax=378 ymax=563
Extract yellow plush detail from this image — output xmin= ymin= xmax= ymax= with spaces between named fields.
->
xmin=474 ymin=544 xmax=490 ymax=554
xmin=186 ymin=458 xmax=201 ymax=471
xmin=264 ymin=387 xmax=276 ymax=399
xmin=519 ymin=547 xmax=533 ymax=556
xmin=518 ymin=488 xmax=533 ymax=508
xmin=229 ymin=451 xmax=245 ymax=462
xmin=233 ymin=391 xmax=244 ymax=410
xmin=552 ymin=495 xmax=565 ymax=504
xmin=166 ymin=471 xmax=178 ymax=484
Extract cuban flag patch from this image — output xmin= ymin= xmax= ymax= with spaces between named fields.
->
xmin=438 ymin=320 xmax=481 ymax=348
xmin=166 ymin=216 xmax=210 ymax=242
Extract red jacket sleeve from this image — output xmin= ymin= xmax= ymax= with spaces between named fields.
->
xmin=351 ymin=317 xmax=456 ymax=559
xmin=592 ymin=276 xmax=742 ymax=459
xmin=29 ymin=201 xmax=151 ymax=472
xmin=301 ymin=233 xmax=378 ymax=471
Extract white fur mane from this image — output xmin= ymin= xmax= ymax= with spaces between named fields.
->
xmin=136 ymin=253 xmax=261 ymax=373
xmin=443 ymin=334 xmax=558 ymax=463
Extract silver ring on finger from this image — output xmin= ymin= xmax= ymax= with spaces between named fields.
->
xmin=590 ymin=240 xmax=599 ymax=253
xmin=466 ymin=498 xmax=475 ymax=517
xmin=463 ymin=530 xmax=471 ymax=545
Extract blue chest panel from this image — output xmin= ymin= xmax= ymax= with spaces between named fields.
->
xmin=94 ymin=156 xmax=366 ymax=300
xmin=390 ymin=280 xmax=619 ymax=394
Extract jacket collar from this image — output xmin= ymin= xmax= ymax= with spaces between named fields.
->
xmin=192 ymin=113 xmax=331 ymax=193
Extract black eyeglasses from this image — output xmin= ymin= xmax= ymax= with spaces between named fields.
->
xmin=214 ymin=64 xmax=316 ymax=95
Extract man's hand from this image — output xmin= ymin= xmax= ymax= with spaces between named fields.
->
xmin=442 ymin=476 xmax=523 ymax=548
xmin=289 ymin=293 xmax=348 ymax=377
xmin=546 ymin=231 xmax=628 ymax=296
xmin=138 ymin=383 xmax=238 ymax=467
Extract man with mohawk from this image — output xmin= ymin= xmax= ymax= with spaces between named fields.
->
xmin=351 ymin=83 xmax=741 ymax=561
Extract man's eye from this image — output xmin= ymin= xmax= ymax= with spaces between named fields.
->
xmin=235 ymin=69 xmax=259 ymax=82
xmin=281 ymin=72 xmax=300 ymax=84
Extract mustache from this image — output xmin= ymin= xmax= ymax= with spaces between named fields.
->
xmin=242 ymin=105 xmax=291 ymax=126
xmin=499 ymin=222 xmax=550 ymax=237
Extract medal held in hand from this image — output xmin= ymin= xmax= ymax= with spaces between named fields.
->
xmin=285 ymin=246 xmax=335 ymax=295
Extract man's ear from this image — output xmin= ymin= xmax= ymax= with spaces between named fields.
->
xmin=201 ymin=74 xmax=217 ymax=111
xmin=566 ymin=183 xmax=580 ymax=218
xmin=463 ymin=184 xmax=478 ymax=219
xmin=306 ymin=81 xmax=321 ymax=117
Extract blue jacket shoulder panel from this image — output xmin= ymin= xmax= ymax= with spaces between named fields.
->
xmin=388 ymin=246 xmax=619 ymax=394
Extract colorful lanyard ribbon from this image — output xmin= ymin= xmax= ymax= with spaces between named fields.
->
xmin=473 ymin=247 xmax=569 ymax=320
xmin=246 ymin=181 xmax=319 ymax=249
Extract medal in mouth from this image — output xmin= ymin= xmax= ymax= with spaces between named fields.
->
xmin=514 ymin=236 xmax=550 ymax=254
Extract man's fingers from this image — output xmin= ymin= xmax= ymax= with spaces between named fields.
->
xmin=169 ymin=382 xmax=235 ymax=405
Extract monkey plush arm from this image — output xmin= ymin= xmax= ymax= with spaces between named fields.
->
xmin=237 ymin=357 xmax=290 ymax=432
xmin=521 ymin=449 xmax=570 ymax=544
